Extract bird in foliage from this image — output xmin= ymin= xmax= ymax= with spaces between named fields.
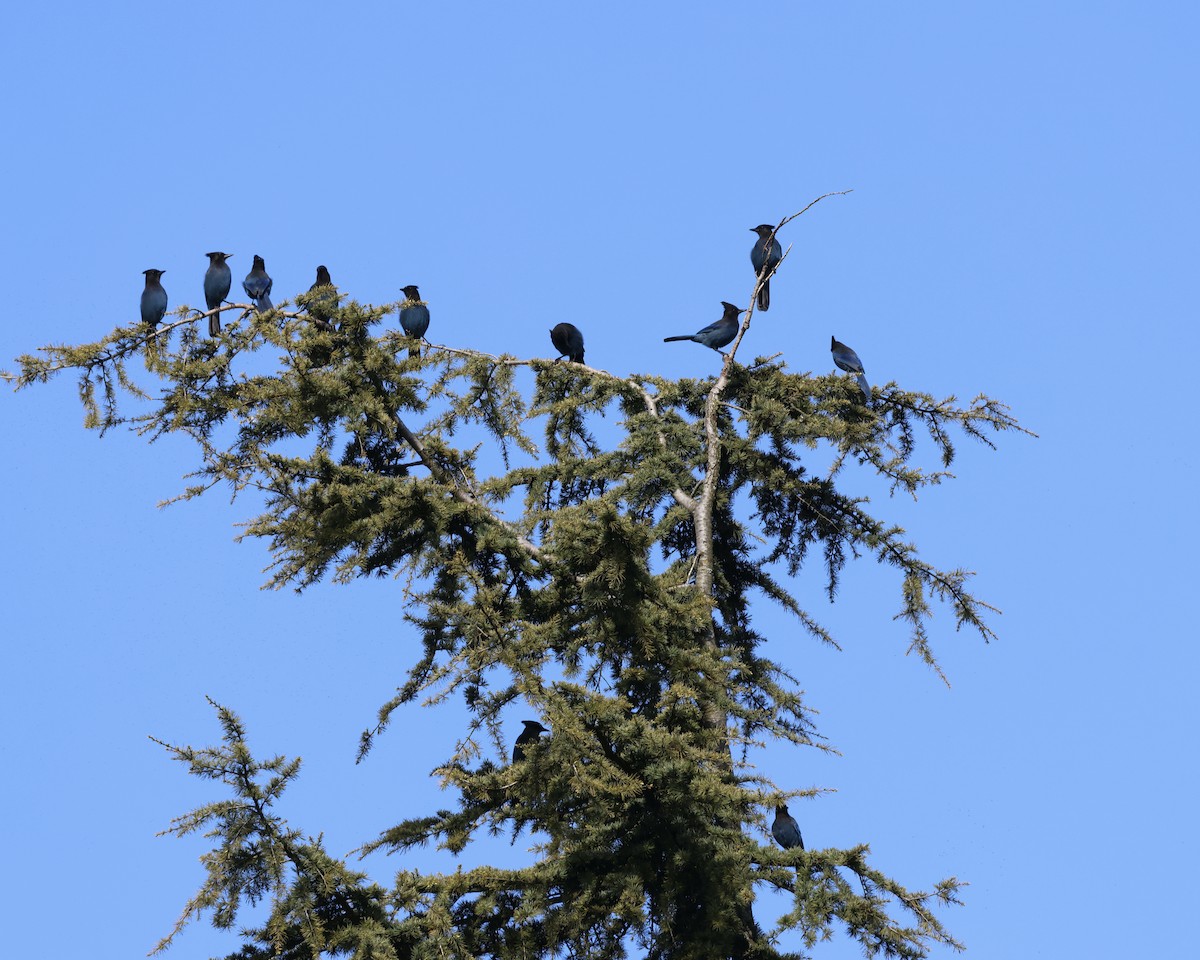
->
xmin=140 ymin=269 xmax=168 ymax=329
xmin=306 ymin=265 xmax=338 ymax=332
xmin=204 ymin=252 xmax=233 ymax=336
xmin=663 ymin=302 xmax=743 ymax=353
xmin=830 ymin=335 xmax=871 ymax=401
xmin=513 ymin=720 xmax=548 ymax=763
xmin=750 ymin=224 xmax=782 ymax=312
xmin=242 ymin=255 xmax=273 ymax=313
xmin=772 ymin=804 xmax=804 ymax=851
xmin=399 ymin=284 xmax=430 ymax=358
xmin=549 ymin=322 xmax=585 ymax=363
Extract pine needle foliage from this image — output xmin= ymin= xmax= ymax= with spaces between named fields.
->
xmin=6 ymin=200 xmax=1031 ymax=959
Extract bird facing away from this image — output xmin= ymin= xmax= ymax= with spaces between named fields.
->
xmin=399 ymin=284 xmax=430 ymax=358
xmin=512 ymin=720 xmax=549 ymax=763
xmin=242 ymin=255 xmax=273 ymax=313
xmin=307 ymin=265 xmax=338 ymax=332
xmin=772 ymin=804 xmax=804 ymax=851
xmin=549 ymin=322 xmax=585 ymax=363
xmin=204 ymin=252 xmax=233 ymax=336
xmin=663 ymin=302 xmax=744 ymax=353
xmin=830 ymin=335 xmax=871 ymax=401
xmin=140 ymin=269 xmax=168 ymax=329
xmin=750 ymin=225 xmax=783 ymax=312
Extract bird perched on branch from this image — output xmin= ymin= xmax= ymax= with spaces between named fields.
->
xmin=306 ymin=265 xmax=338 ymax=332
xmin=750 ymin=225 xmax=782 ymax=312
xmin=242 ymin=255 xmax=273 ymax=313
xmin=549 ymin=322 xmax=585 ymax=363
xmin=830 ymin=335 xmax=871 ymax=401
xmin=399 ymin=285 xmax=430 ymax=358
xmin=512 ymin=720 xmax=548 ymax=763
xmin=663 ymin=302 xmax=743 ymax=353
xmin=772 ymin=804 xmax=804 ymax=851
xmin=140 ymin=269 xmax=167 ymax=329
xmin=204 ymin=252 xmax=233 ymax=336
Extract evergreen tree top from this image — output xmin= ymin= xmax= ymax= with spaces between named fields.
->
xmin=4 ymin=197 xmax=1032 ymax=959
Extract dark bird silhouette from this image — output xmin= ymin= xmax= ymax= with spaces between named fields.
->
xmin=830 ymin=335 xmax=871 ymax=401
xmin=750 ymin=225 xmax=783 ymax=312
xmin=772 ymin=804 xmax=804 ymax=851
xmin=140 ymin=269 xmax=168 ymax=329
xmin=242 ymin=255 xmax=273 ymax=313
xmin=204 ymin=252 xmax=233 ymax=336
xmin=549 ymin=322 xmax=585 ymax=363
xmin=307 ymin=265 xmax=338 ymax=332
xmin=663 ymin=302 xmax=743 ymax=353
xmin=399 ymin=284 xmax=430 ymax=358
xmin=512 ymin=720 xmax=548 ymax=763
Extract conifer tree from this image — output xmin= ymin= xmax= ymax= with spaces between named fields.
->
xmin=6 ymin=197 xmax=1029 ymax=959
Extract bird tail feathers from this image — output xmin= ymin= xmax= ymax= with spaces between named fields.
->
xmin=757 ymin=279 xmax=770 ymax=312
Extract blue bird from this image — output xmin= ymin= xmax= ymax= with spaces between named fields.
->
xmin=204 ymin=252 xmax=233 ymax=336
xmin=399 ymin=284 xmax=430 ymax=358
xmin=772 ymin=804 xmax=804 ymax=851
xmin=306 ymin=265 xmax=338 ymax=332
xmin=549 ymin=322 xmax=585 ymax=363
xmin=512 ymin=720 xmax=548 ymax=763
xmin=750 ymin=225 xmax=783 ymax=312
xmin=242 ymin=255 xmax=273 ymax=313
xmin=663 ymin=302 xmax=744 ymax=353
xmin=140 ymin=269 xmax=167 ymax=329
xmin=830 ymin=335 xmax=871 ymax=401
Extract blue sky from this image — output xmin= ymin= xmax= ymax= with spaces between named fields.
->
xmin=1 ymin=3 xmax=1195 ymax=957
